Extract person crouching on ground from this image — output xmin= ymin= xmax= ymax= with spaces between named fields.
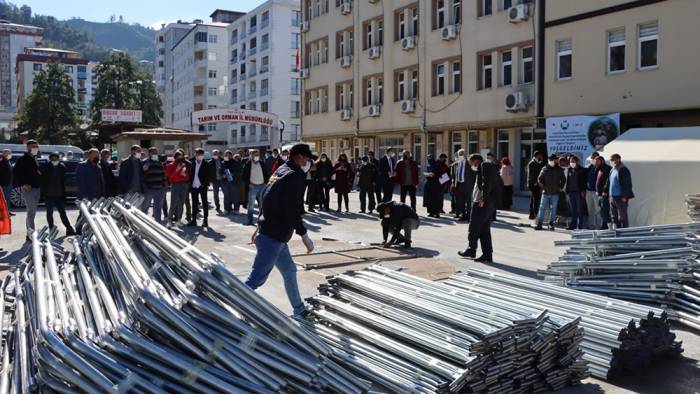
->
xmin=377 ymin=201 xmax=419 ymax=249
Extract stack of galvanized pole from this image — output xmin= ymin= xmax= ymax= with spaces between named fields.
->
xmin=444 ymin=269 xmax=682 ymax=380
xmin=302 ymin=265 xmax=589 ymax=393
xmin=0 ymin=196 xmax=371 ymax=393
xmin=541 ymin=222 xmax=700 ymax=330
xmin=687 ymin=194 xmax=700 ymax=221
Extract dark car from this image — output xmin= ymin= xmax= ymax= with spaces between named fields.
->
xmin=8 ymin=158 xmax=80 ymax=208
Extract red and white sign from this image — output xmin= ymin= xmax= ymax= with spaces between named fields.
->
xmin=192 ymin=109 xmax=278 ymax=128
xmin=101 ymin=109 xmax=143 ymax=123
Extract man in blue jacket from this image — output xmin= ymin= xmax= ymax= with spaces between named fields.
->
xmin=76 ymin=148 xmax=105 ymax=200
xmin=245 ymin=143 xmax=316 ymax=317
xmin=604 ymin=153 xmax=634 ymax=228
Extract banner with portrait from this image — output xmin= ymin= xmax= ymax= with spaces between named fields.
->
xmin=546 ymin=113 xmax=620 ymax=161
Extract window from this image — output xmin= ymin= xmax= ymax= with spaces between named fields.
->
xmin=435 ymin=0 xmax=446 ymax=29
xmin=231 ymin=49 xmax=238 ymax=63
xmin=291 ymin=54 xmax=299 ymax=71
xmin=208 ymin=52 xmax=217 ymax=61
xmin=377 ymin=77 xmax=383 ymax=104
xmin=262 ymin=11 xmax=270 ymax=28
xmin=521 ymin=46 xmax=533 ymax=84
xmin=480 ymin=0 xmax=492 ymax=16
xmin=261 ymin=56 xmax=269 ymax=72
xmin=291 ymin=101 xmax=301 ymax=118
xmin=452 ymin=0 xmax=461 ymax=24
xmin=33 ymin=63 xmax=42 ymax=71
xmin=365 ymin=78 xmax=373 ymax=106
xmin=365 ymin=23 xmax=373 ymax=50
xmin=502 ymin=0 xmax=512 ymax=9
xmin=208 ymin=70 xmax=217 ymax=78
xmin=395 ymin=6 xmax=418 ymax=41
xmin=451 ymin=131 xmax=462 ymax=153
xmin=65 ymin=65 xmax=73 ymax=73
xmin=397 ymin=12 xmax=406 ymax=40
xmin=557 ymin=40 xmax=572 ymax=80
xmin=468 ymin=131 xmax=478 ymax=154
xmin=607 ymin=29 xmax=625 ymax=74
xmin=208 ymin=87 xmax=218 ymax=96
xmin=291 ymin=78 xmax=301 ymax=95
xmin=451 ymin=61 xmax=461 ymax=93
xmin=411 ymin=70 xmax=418 ymax=99
xmin=434 ymin=63 xmax=445 ymax=96
xmin=77 ymin=65 xmax=86 ymax=73
xmin=638 ymin=22 xmax=658 ymax=70
xmin=497 ymin=130 xmax=509 ymax=160
xmin=292 ymin=10 xmax=301 ymax=26
xmin=427 ymin=134 xmax=437 ymax=158
xmin=501 ymin=51 xmax=512 ymax=86
xmin=413 ymin=135 xmax=422 ymax=165
xmin=208 ymin=123 xmax=217 ymax=131
xmin=480 ymin=54 xmax=493 ymax=89
xmin=377 ymin=19 xmax=383 ymax=46
xmin=291 ymin=33 xmax=301 ymax=49
xmin=250 ymin=37 xmax=257 ymax=50
xmin=232 ymin=30 xmax=238 ymax=44
xmin=262 ymin=34 xmax=269 ymax=50
xmin=397 ymin=72 xmax=405 ymax=101
xmin=208 ymin=34 xmax=218 ymax=44
xmin=336 ymin=30 xmax=353 ymax=58
xmin=195 ymin=32 xmax=208 ymax=42
xmin=412 ymin=7 xmax=419 ymax=36
xmin=261 ymin=79 xmax=269 ymax=95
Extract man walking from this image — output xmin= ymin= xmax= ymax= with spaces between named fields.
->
xmin=368 ymin=151 xmax=382 ymax=203
xmin=76 ymin=148 xmax=105 ymax=201
xmin=220 ymin=149 xmax=239 ymax=214
xmin=166 ymin=149 xmax=190 ymax=224
xmin=395 ymin=151 xmax=418 ymax=211
xmin=378 ymin=147 xmax=397 ymax=202
xmin=594 ymin=156 xmax=612 ymax=229
xmin=13 ymin=140 xmax=41 ymax=242
xmin=41 ymin=152 xmax=76 ymax=236
xmin=535 ymin=154 xmax=566 ymax=231
xmin=0 ymin=149 xmax=12 ymax=215
xmin=357 ymin=156 xmax=377 ymax=213
xmin=188 ymin=148 xmax=211 ymax=228
xmin=527 ymin=151 xmax=545 ymax=220
xmin=118 ymin=144 xmax=143 ymax=195
xmin=452 ymin=149 xmax=476 ymax=222
xmin=377 ymin=201 xmax=419 ymax=248
xmin=585 ymin=152 xmax=601 ymax=229
xmin=209 ymin=149 xmax=223 ymax=212
xmin=605 ymin=153 xmax=634 ymax=229
xmin=458 ymin=154 xmax=498 ymax=263
xmin=565 ymin=156 xmax=587 ymax=230
xmin=243 ymin=149 xmax=270 ymax=226
xmin=140 ymin=147 xmax=167 ymax=222
xmin=245 ymin=144 xmax=316 ymax=317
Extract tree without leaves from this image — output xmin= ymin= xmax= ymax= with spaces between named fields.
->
xmin=17 ymin=62 xmax=79 ymax=144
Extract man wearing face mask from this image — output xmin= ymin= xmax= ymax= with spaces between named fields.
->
xmin=41 ymin=152 xmax=76 ymax=236
xmin=118 ymin=144 xmax=143 ymax=195
xmin=219 ymin=149 xmax=240 ymax=214
xmin=527 ymin=151 xmax=545 ymax=220
xmin=458 ymin=154 xmax=498 ymax=263
xmin=166 ymin=149 xmax=190 ymax=224
xmin=76 ymin=148 xmax=105 ymax=201
xmin=246 ymin=144 xmax=317 ymax=317
xmin=243 ymin=149 xmax=270 ymax=225
xmin=379 ymin=147 xmax=397 ymax=202
xmin=357 ymin=156 xmax=377 ymax=213
xmin=377 ymin=201 xmax=419 ymax=248
xmin=265 ymin=148 xmax=278 ymax=175
xmin=100 ymin=149 xmax=118 ymax=197
xmin=13 ymin=140 xmax=42 ymax=242
xmin=565 ymin=155 xmax=587 ymax=230
xmin=395 ymin=150 xmax=418 ymax=211
xmin=188 ymin=148 xmax=211 ymax=227
xmin=368 ymin=151 xmax=382 ymax=203
xmin=209 ymin=149 xmax=223 ymax=213
xmin=0 ymin=149 xmax=13 ymax=216
xmin=140 ymin=147 xmax=167 ymax=222
xmin=452 ymin=149 xmax=477 ymax=222
xmin=271 ymin=149 xmax=289 ymax=174
xmin=535 ymin=154 xmax=566 ymax=231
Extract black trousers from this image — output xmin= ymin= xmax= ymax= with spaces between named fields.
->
xmin=455 ymin=182 xmax=472 ymax=219
xmin=45 ymin=197 xmax=71 ymax=229
xmin=381 ymin=180 xmax=394 ymax=202
xmin=319 ymin=185 xmax=331 ymax=210
xmin=336 ymin=192 xmax=349 ymax=211
xmin=467 ymin=202 xmax=495 ymax=256
xmin=374 ymin=182 xmax=382 ymax=205
xmin=400 ymin=185 xmax=416 ymax=211
xmin=529 ymin=186 xmax=542 ymax=218
xmin=190 ymin=186 xmax=208 ymax=222
xmin=359 ymin=187 xmax=376 ymax=212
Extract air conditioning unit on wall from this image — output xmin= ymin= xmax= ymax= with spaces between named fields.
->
xmin=441 ymin=25 xmax=457 ymax=41
xmin=368 ymin=46 xmax=381 ymax=59
xmin=340 ymin=55 xmax=352 ymax=68
xmin=401 ymin=99 xmax=415 ymax=113
xmin=368 ymin=104 xmax=381 ymax=117
xmin=401 ymin=36 xmax=415 ymax=50
xmin=508 ymin=4 xmax=530 ymax=23
xmin=505 ymin=91 xmax=529 ymax=112
xmin=340 ymin=109 xmax=352 ymax=120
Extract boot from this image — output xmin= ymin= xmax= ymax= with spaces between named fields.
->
xmin=458 ymin=248 xmax=476 ymax=258
xmin=66 ymin=227 xmax=76 ymax=236
xmin=202 ymin=219 xmax=208 ymax=228
xmin=402 ymin=241 xmax=412 ymax=248
xmin=474 ymin=254 xmax=493 ymax=263
xmin=549 ymin=222 xmax=555 ymax=231
xmin=534 ymin=222 xmax=543 ymax=231
xmin=187 ymin=220 xmax=197 ymax=227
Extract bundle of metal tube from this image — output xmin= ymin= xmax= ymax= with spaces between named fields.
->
xmin=541 ymin=222 xmax=700 ymax=330
xmin=687 ymin=194 xmax=700 ymax=221
xmin=443 ymin=268 xmax=682 ymax=380
xmin=302 ymin=265 xmax=588 ymax=393
xmin=0 ymin=195 xmax=371 ymax=393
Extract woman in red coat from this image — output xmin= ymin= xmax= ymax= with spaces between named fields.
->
xmin=333 ymin=153 xmax=352 ymax=212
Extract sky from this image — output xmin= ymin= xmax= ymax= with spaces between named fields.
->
xmin=23 ymin=0 xmax=265 ymax=29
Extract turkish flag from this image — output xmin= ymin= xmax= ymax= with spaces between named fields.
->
xmin=0 ymin=191 xmax=10 ymax=235
xmin=296 ymin=48 xmax=300 ymax=70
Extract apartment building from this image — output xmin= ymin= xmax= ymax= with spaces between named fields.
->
xmin=168 ymin=17 xmax=236 ymax=150
xmin=301 ymin=0 xmax=540 ymax=191
xmin=16 ymin=48 xmax=97 ymax=120
xmin=544 ymin=0 xmax=700 ymax=129
xmin=0 ymin=20 xmax=42 ymax=132
xmin=227 ymin=0 xmax=302 ymax=150
xmin=156 ymin=21 xmax=197 ymax=126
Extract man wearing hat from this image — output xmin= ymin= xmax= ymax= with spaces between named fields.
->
xmin=458 ymin=154 xmax=499 ymax=263
xmin=245 ymin=143 xmax=316 ymax=317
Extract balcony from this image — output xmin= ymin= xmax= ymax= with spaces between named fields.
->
xmin=240 ymin=72 xmax=247 ymax=81
xmin=231 ymin=96 xmax=238 ymax=105
xmin=260 ymin=65 xmax=269 ymax=74
xmin=240 ymin=30 xmax=247 ymax=39
xmin=238 ymin=93 xmax=247 ymax=102
xmin=231 ymin=75 xmax=238 ymax=83
xmin=230 ymin=56 xmax=238 ymax=64
xmin=249 ymin=47 xmax=257 ymax=57
xmin=260 ymin=88 xmax=268 ymax=96
xmin=261 ymin=19 xmax=270 ymax=30
xmin=249 ymin=25 xmax=257 ymax=34
xmin=261 ymin=42 xmax=269 ymax=51
xmin=248 ymin=68 xmax=257 ymax=78
xmin=248 ymin=90 xmax=257 ymax=99
xmin=240 ymin=52 xmax=247 ymax=61
xmin=290 ymin=111 xmax=300 ymax=119
xmin=77 ymin=71 xmax=87 ymax=79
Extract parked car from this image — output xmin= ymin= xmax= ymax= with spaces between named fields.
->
xmin=8 ymin=158 xmax=80 ymax=208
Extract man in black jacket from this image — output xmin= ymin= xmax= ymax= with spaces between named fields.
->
xmin=188 ymin=148 xmax=211 ymax=227
xmin=604 ymin=153 xmax=634 ymax=228
xmin=118 ymin=145 xmax=143 ymax=195
xmin=40 ymin=152 xmax=76 ymax=236
xmin=594 ymin=156 xmax=612 ymax=229
xmin=377 ymin=201 xmax=419 ymax=248
xmin=13 ymin=140 xmax=42 ymax=241
xmin=100 ymin=149 xmax=118 ymax=197
xmin=245 ymin=144 xmax=316 ymax=317
xmin=378 ymin=147 xmax=397 ymax=202
xmin=368 ymin=151 xmax=382 ymax=203
xmin=0 ymin=148 xmax=12 ymax=215
xmin=536 ymin=155 xmax=566 ymax=231
xmin=527 ymin=151 xmax=545 ymax=219
xmin=459 ymin=154 xmax=498 ymax=263
xmin=565 ymin=155 xmax=588 ymax=230
xmin=357 ymin=156 xmax=378 ymax=213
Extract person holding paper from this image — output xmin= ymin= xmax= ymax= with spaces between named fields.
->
xmin=423 ymin=155 xmax=446 ymax=218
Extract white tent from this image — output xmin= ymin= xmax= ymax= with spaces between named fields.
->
xmin=599 ymin=127 xmax=700 ymax=227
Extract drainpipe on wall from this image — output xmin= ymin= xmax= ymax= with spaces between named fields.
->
xmin=534 ymin=0 xmax=546 ymax=129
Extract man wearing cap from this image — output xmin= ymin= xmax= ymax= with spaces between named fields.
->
xmin=245 ymin=143 xmax=316 ymax=317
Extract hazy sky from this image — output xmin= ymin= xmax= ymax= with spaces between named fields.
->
xmin=23 ymin=0 xmax=265 ymax=29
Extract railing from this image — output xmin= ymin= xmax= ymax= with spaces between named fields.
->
xmin=240 ymin=72 xmax=247 ymax=80
xmin=261 ymin=19 xmax=270 ymax=29
xmin=77 ymin=71 xmax=87 ymax=79
xmin=249 ymin=90 xmax=257 ymax=98
xmin=290 ymin=111 xmax=301 ymax=119
xmin=249 ymin=25 xmax=257 ymax=34
xmin=249 ymin=47 xmax=257 ymax=56
xmin=260 ymin=65 xmax=269 ymax=74
xmin=260 ymin=88 xmax=268 ymax=96
xmin=261 ymin=42 xmax=269 ymax=51
xmin=248 ymin=68 xmax=257 ymax=77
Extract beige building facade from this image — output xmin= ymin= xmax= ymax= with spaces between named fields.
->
xmin=544 ymin=0 xmax=700 ymax=130
xmin=301 ymin=0 xmax=541 ymax=192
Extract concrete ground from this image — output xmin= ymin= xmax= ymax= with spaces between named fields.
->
xmin=0 ymin=191 xmax=698 ymax=394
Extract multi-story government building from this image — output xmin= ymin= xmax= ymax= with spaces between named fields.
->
xmin=156 ymin=21 xmax=197 ymax=127
xmin=226 ymin=0 xmax=302 ymax=151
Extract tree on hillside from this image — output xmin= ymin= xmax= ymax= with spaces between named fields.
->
xmin=91 ymin=52 xmax=162 ymax=126
xmin=16 ymin=62 xmax=79 ymax=144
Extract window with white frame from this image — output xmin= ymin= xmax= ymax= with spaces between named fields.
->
xmin=434 ymin=63 xmax=446 ymax=96
xmin=502 ymin=0 xmax=512 ymax=9
xmin=452 ymin=0 xmax=461 ymax=24
xmin=607 ymin=29 xmax=625 ymax=74
xmin=435 ymin=0 xmax=446 ymax=29
xmin=377 ymin=19 xmax=383 ymax=46
xmin=396 ymin=72 xmax=406 ymax=101
xmin=395 ymin=5 xmax=418 ymax=41
xmin=208 ymin=123 xmax=217 ymax=131
xmin=377 ymin=77 xmax=383 ymax=104
xmin=397 ymin=12 xmax=406 ymax=40
xmin=261 ymin=56 xmax=269 ymax=72
xmin=365 ymin=23 xmax=373 ymax=50
xmin=452 ymin=131 xmax=462 ymax=153
xmin=208 ymin=52 xmax=217 ymax=61
xmin=291 ymin=33 xmax=301 ymax=49
xmin=261 ymin=34 xmax=269 ymax=50
xmin=208 ymin=70 xmax=217 ymax=78
xmin=480 ymin=54 xmax=493 ymax=89
xmin=208 ymin=87 xmax=218 ymax=96
xmin=451 ymin=61 xmax=461 ymax=93
xmin=411 ymin=69 xmax=418 ymax=99
xmin=208 ymin=34 xmax=218 ymax=43
xmin=501 ymin=51 xmax=512 ymax=86
xmin=292 ymin=10 xmax=301 ymax=26
xmin=557 ymin=40 xmax=572 ymax=80
xmin=468 ymin=130 xmax=478 ymax=154
xmin=336 ymin=30 xmax=353 ymax=58
xmin=521 ymin=46 xmax=533 ymax=84
xmin=336 ymin=82 xmax=352 ymax=110
xmin=412 ymin=7 xmax=418 ymax=35
xmin=365 ymin=78 xmax=373 ymax=106
xmin=638 ymin=22 xmax=658 ymax=70
xmin=261 ymin=79 xmax=269 ymax=95
xmin=480 ymin=0 xmax=492 ymax=16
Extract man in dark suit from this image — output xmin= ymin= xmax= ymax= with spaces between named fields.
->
xmin=118 ymin=144 xmax=143 ymax=195
xmin=188 ymin=147 xmax=211 ymax=227
xmin=378 ymin=147 xmax=397 ymax=202
xmin=459 ymin=154 xmax=499 ymax=263
xmin=100 ymin=149 xmax=118 ymax=197
xmin=368 ymin=151 xmax=381 ymax=203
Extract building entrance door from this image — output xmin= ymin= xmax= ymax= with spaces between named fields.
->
xmin=519 ymin=128 xmax=547 ymax=192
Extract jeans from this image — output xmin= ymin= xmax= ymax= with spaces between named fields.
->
xmin=21 ymin=188 xmax=40 ymax=236
xmin=586 ymin=190 xmax=601 ymax=229
xmin=1 ymin=184 xmax=11 ymax=212
xmin=222 ymin=181 xmax=237 ymax=213
xmin=45 ymin=197 xmax=72 ymax=230
xmin=245 ymin=233 xmax=305 ymax=316
xmin=212 ymin=180 xmax=222 ymax=210
xmin=359 ymin=187 xmax=376 ymax=212
xmin=529 ymin=186 xmax=542 ymax=219
xmin=610 ymin=197 xmax=629 ymax=228
xmin=190 ymin=186 xmax=209 ymax=223
xmin=537 ymin=194 xmax=559 ymax=224
xmin=247 ymin=184 xmax=265 ymax=223
xmin=141 ymin=187 xmax=166 ymax=222
xmin=567 ymin=192 xmax=584 ymax=229
xmin=468 ymin=202 xmax=495 ymax=256
xmin=598 ymin=195 xmax=611 ymax=228
xmin=168 ymin=182 xmax=189 ymax=222
xmin=400 ymin=185 xmax=417 ymax=211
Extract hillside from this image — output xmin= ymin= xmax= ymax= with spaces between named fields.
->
xmin=64 ymin=19 xmax=155 ymax=62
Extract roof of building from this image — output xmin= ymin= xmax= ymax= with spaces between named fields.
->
xmin=209 ymin=9 xmax=246 ymax=17
xmin=25 ymin=47 xmax=78 ymax=54
xmin=171 ymin=22 xmax=229 ymax=50
xmin=0 ymin=20 xmax=43 ymax=32
xmin=16 ymin=54 xmax=88 ymax=66
xmin=111 ymin=127 xmax=209 ymax=142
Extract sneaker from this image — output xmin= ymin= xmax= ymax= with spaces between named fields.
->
xmin=458 ymin=249 xmax=477 ymax=258
xmin=474 ymin=254 xmax=493 ymax=263
xmin=401 ymin=241 xmax=412 ymax=249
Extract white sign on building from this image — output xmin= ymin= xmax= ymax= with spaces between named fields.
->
xmin=192 ymin=109 xmax=279 ymax=128
xmin=101 ymin=109 xmax=143 ymax=123
xmin=546 ymin=113 xmax=620 ymax=160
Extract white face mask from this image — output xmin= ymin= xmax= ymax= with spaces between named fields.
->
xmin=471 ymin=165 xmax=478 ymax=171
xmin=301 ymin=161 xmax=311 ymax=173
xmin=196 ymin=155 xmax=204 ymax=161
xmin=321 ymin=157 xmax=327 ymax=162
xmin=548 ymin=160 xmax=555 ymax=167
xmin=570 ymin=162 xmax=577 ymax=168
xmin=384 ymin=214 xmax=391 ymax=218
xmin=252 ymin=156 xmax=260 ymax=162
xmin=272 ymin=153 xmax=278 ymax=158
xmin=30 ymin=147 xmax=39 ymax=156
xmin=281 ymin=155 xmax=288 ymax=161
xmin=389 ymin=152 xmax=395 ymax=158
xmin=224 ymin=156 xmax=230 ymax=161
xmin=151 ymin=155 xmax=159 ymax=161
xmin=51 ymin=160 xmax=59 ymax=167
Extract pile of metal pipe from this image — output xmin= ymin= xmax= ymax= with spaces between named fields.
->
xmin=0 ymin=196 xmax=371 ymax=393
xmin=444 ymin=269 xmax=682 ymax=379
xmin=541 ymin=222 xmax=700 ymax=330
xmin=687 ymin=194 xmax=700 ymax=221
xmin=302 ymin=265 xmax=588 ymax=393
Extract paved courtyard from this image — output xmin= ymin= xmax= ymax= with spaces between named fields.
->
xmin=0 ymin=191 xmax=698 ymax=394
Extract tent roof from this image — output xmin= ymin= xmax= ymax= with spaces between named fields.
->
xmin=111 ymin=128 xmax=208 ymax=142
xmin=601 ymin=127 xmax=700 ymax=162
